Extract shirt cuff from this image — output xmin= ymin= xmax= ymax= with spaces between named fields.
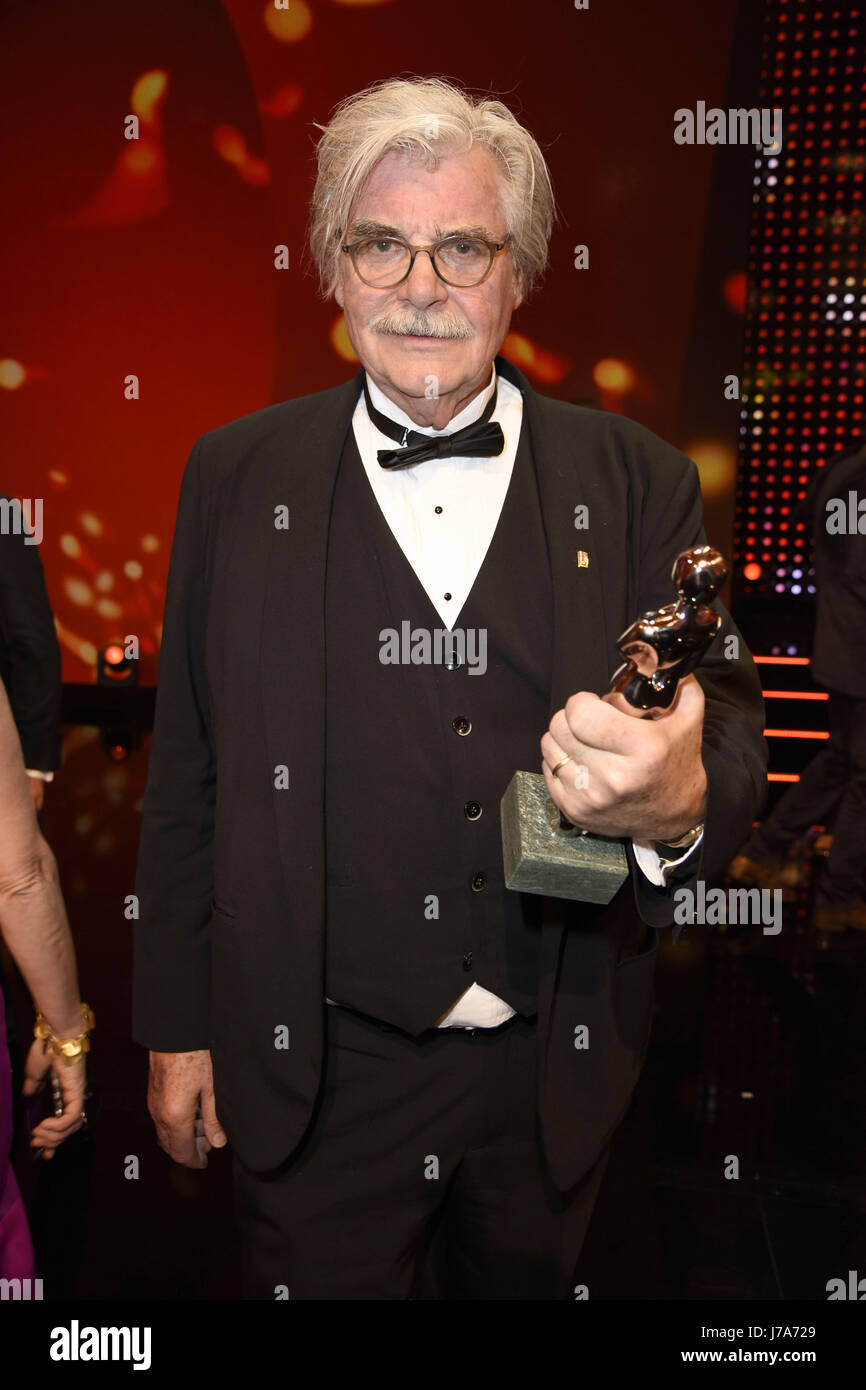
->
xmin=25 ymin=768 xmax=54 ymax=782
xmin=631 ymin=831 xmax=704 ymax=886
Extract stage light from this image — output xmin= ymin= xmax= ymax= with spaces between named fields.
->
xmin=0 ymin=359 xmax=26 ymax=390
xmin=212 ymin=125 xmax=269 ymax=186
xmin=130 ymin=70 xmax=168 ymax=125
xmin=503 ymin=334 xmax=569 ymax=384
xmin=685 ymin=440 xmax=737 ymax=497
xmin=104 ymin=732 xmax=135 ymax=763
xmin=734 ymin=1 xmax=865 ymax=603
xmin=259 ymin=84 xmax=303 ymax=118
xmin=98 ymin=643 xmax=137 ymax=686
xmin=263 ymin=0 xmax=313 ymax=41
xmin=331 ymin=314 xmax=358 ymax=363
xmin=592 ymin=358 xmax=635 ymax=393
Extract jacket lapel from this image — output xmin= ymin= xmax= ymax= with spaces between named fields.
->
xmin=258 ymin=370 xmax=365 ymax=919
xmin=495 ymin=355 xmax=613 ymax=711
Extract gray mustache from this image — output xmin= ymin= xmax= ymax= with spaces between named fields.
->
xmin=367 ymin=310 xmax=474 ymax=340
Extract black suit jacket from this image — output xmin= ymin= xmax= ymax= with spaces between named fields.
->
xmin=791 ymin=441 xmax=866 ymax=699
xmin=0 ymin=495 xmax=62 ymax=772
xmin=133 ymin=356 xmax=767 ymax=1189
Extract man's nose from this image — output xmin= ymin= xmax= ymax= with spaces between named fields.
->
xmin=398 ymin=249 xmax=448 ymax=306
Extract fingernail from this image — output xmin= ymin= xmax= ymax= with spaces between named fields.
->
xmin=212 ymin=1129 xmax=227 ymax=1147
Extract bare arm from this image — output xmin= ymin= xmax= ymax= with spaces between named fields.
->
xmin=0 ymin=674 xmax=86 ymax=1152
xmin=0 ymin=676 xmax=81 ymax=1031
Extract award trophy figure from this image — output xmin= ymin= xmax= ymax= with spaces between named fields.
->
xmin=500 ymin=545 xmax=728 ymax=903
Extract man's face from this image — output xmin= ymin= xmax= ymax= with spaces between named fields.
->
xmin=335 ymin=145 xmax=523 ymax=423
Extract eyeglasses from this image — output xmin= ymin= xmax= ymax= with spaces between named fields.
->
xmin=341 ymin=232 xmax=511 ymax=289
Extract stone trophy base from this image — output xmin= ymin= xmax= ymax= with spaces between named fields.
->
xmin=500 ymin=769 xmax=628 ymax=904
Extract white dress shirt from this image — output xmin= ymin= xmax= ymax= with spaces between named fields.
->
xmin=326 ymin=367 xmax=701 ymax=1029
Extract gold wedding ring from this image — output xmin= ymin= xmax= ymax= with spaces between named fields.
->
xmin=551 ymin=754 xmax=572 ymax=779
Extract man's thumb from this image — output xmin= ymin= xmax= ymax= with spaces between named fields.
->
xmin=200 ymin=1090 xmax=227 ymax=1147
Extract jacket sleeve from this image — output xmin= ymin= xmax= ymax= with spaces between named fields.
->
xmin=132 ymin=439 xmax=216 ymax=1050
xmin=623 ymin=448 xmax=768 ymax=929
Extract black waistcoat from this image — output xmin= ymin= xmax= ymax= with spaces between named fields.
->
xmin=324 ymin=405 xmax=554 ymax=1034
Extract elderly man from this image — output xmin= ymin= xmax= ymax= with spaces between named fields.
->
xmin=133 ymin=77 xmax=766 ymax=1300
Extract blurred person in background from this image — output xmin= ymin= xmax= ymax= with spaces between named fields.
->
xmin=0 ymin=493 xmax=63 ymax=816
xmin=0 ymin=673 xmax=90 ymax=1281
xmin=730 ymin=439 xmax=866 ymax=932
xmin=0 ymin=491 xmax=65 ymax=1199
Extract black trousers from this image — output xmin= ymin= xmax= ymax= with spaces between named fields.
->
xmin=232 ymin=1002 xmax=609 ymax=1300
xmin=744 ymin=689 xmax=866 ymax=907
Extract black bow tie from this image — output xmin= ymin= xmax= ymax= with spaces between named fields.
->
xmin=364 ymin=380 xmax=505 ymax=470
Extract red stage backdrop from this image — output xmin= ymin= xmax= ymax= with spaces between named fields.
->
xmin=1 ymin=0 xmax=740 ymax=684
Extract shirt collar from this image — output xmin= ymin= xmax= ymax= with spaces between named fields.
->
xmin=363 ymin=367 xmax=497 ymax=438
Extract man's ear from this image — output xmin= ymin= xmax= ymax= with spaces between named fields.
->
xmin=512 ymin=267 xmax=525 ymax=311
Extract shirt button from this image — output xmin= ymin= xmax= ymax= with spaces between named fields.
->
xmin=444 ymin=592 xmax=452 ymax=601
xmin=434 ymin=506 xmax=443 ymax=514
xmin=463 ymin=951 xmax=473 ymax=971
xmin=471 ymin=872 xmax=486 ymax=892
xmin=452 ymin=716 xmax=472 ymax=736
xmin=464 ymin=801 xmax=482 ymax=821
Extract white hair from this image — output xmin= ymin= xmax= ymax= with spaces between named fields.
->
xmin=308 ymin=76 xmax=556 ymax=300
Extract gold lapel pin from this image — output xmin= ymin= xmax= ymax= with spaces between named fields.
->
xmin=576 ymin=550 xmax=590 ymax=568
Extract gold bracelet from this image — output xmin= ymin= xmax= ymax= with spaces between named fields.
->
xmin=34 ymin=1002 xmax=95 ymax=1065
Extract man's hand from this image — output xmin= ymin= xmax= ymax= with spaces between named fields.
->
xmin=148 ymin=1049 xmax=227 ymax=1168
xmin=540 ymin=674 xmax=707 ymax=842
xmin=26 ymin=776 xmax=45 ymax=814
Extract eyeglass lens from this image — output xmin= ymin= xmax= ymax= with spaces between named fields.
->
xmin=353 ymin=236 xmax=494 ymax=286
